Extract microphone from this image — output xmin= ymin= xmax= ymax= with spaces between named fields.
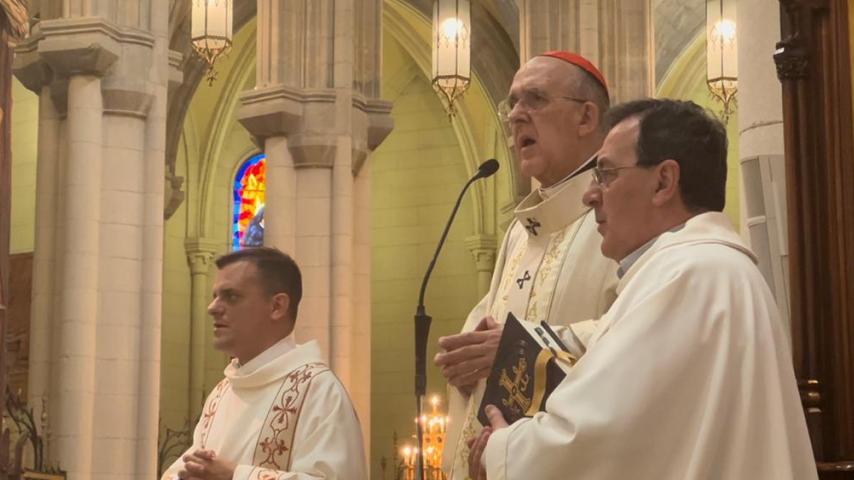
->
xmin=474 ymin=158 xmax=499 ymax=179
xmin=413 ymin=158 xmax=500 ymax=479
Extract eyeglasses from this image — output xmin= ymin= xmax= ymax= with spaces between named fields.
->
xmin=498 ymin=89 xmax=588 ymax=123
xmin=591 ymin=165 xmax=645 ymax=188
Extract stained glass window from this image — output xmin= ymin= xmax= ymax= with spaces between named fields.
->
xmin=232 ymin=153 xmax=266 ymax=250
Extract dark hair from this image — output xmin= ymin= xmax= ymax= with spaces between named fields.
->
xmin=605 ymin=99 xmax=728 ymax=212
xmin=215 ymin=247 xmax=302 ymax=320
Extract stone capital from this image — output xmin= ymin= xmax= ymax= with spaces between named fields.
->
xmin=15 ymin=17 xmax=158 ymax=116
xmin=168 ymin=50 xmax=184 ymax=89
xmin=185 ymin=238 xmax=219 ymax=275
xmin=237 ymin=85 xmax=312 ymax=140
xmin=13 ymin=37 xmax=53 ymax=93
xmin=285 ymin=133 xmax=336 ymax=169
xmin=36 ymin=17 xmax=153 ymax=77
xmin=465 ymin=234 xmax=498 ymax=272
xmin=350 ymin=95 xmax=393 ymax=175
xmin=363 ymin=98 xmax=394 ymax=151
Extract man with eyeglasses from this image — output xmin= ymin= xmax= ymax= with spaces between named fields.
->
xmin=468 ymin=99 xmax=817 ymax=480
xmin=435 ymin=51 xmax=619 ymax=479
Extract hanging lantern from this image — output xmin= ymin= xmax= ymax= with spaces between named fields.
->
xmin=191 ymin=0 xmax=233 ymax=85
xmin=432 ymin=0 xmax=471 ymax=116
xmin=706 ymin=0 xmax=737 ymax=122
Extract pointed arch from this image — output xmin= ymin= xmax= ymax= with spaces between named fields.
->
xmin=383 ymin=0 xmax=517 ymax=237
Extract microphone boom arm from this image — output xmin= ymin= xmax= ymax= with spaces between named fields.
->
xmin=412 ymin=159 xmax=498 ymax=479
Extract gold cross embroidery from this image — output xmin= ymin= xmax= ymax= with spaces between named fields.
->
xmin=499 ymin=356 xmax=531 ymax=415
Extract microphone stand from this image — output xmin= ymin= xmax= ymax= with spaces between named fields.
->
xmin=414 ymin=160 xmax=496 ymax=480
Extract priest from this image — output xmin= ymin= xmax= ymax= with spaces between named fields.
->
xmin=161 ymin=247 xmax=366 ymax=480
xmin=470 ymin=99 xmax=818 ymax=479
xmin=434 ymin=51 xmax=619 ymax=479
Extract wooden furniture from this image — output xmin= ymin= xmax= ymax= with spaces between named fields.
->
xmin=775 ymin=0 xmax=854 ymax=477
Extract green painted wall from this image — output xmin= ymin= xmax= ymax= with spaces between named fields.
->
xmin=10 ymin=78 xmax=38 ymax=254
xmin=369 ymin=36 xmax=483 ymax=476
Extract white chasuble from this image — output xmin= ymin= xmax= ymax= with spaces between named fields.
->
xmin=484 ymin=212 xmax=818 ymax=480
xmin=443 ymin=170 xmax=618 ymax=479
xmin=161 ymin=339 xmax=367 ymax=480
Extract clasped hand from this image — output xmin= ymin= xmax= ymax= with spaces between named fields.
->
xmin=177 ymin=449 xmax=235 ymax=480
xmin=434 ymin=316 xmax=503 ymax=394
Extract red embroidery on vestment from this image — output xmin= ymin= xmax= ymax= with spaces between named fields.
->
xmin=252 ymin=362 xmax=329 ymax=470
xmin=200 ymin=378 xmax=230 ymax=448
xmin=249 ymin=467 xmax=289 ymax=480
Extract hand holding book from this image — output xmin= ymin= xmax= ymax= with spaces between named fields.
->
xmin=435 ymin=316 xmax=503 ymax=394
xmin=477 ymin=313 xmax=578 ymax=426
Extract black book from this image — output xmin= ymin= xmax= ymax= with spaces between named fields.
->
xmin=477 ymin=313 xmax=577 ymax=426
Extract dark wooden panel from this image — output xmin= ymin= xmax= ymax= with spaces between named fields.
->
xmin=776 ymin=0 xmax=854 ymax=477
xmin=0 ymin=15 xmax=14 ymax=428
xmin=7 ymin=253 xmax=31 ymax=398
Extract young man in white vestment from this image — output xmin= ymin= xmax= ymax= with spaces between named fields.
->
xmin=162 ymin=247 xmax=367 ymax=480
xmin=433 ymin=51 xmax=619 ymax=479
xmin=467 ymin=99 xmax=818 ymax=480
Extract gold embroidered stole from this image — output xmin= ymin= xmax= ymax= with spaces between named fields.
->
xmin=448 ymin=172 xmax=594 ymax=478
xmin=451 ymin=220 xmax=584 ymax=478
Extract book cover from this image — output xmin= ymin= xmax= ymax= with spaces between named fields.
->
xmin=477 ymin=313 xmax=576 ymax=426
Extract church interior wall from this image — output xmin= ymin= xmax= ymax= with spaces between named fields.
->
xmin=369 ymin=41 xmax=481 ymax=473
xmin=9 ymin=77 xmax=36 ymax=254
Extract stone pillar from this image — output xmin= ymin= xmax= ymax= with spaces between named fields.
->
xmin=13 ymin=1 xmax=169 ymax=477
xmin=26 ymin=82 xmax=59 ymax=441
xmin=185 ymin=239 xmax=217 ymax=418
xmin=58 ymin=71 xmax=104 ymax=480
xmin=237 ymin=0 xmax=392 ymax=446
xmin=465 ymin=235 xmax=497 ymax=298
xmin=516 ymin=0 xmax=653 ymax=102
xmin=736 ymin=0 xmax=790 ymax=330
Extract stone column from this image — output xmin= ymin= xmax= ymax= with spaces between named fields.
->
xmin=13 ymin=1 xmax=169 ymax=477
xmin=57 ymin=71 xmax=104 ymax=480
xmin=24 ymin=80 xmax=59 ymax=438
xmin=237 ymin=0 xmax=392 ymax=444
xmin=736 ymin=0 xmax=790 ymax=330
xmin=185 ymin=239 xmax=217 ymax=418
xmin=516 ymin=0 xmax=653 ymax=102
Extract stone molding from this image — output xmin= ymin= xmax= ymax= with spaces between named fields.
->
xmin=465 ymin=234 xmax=498 ymax=272
xmin=13 ymin=16 xmax=158 ymax=117
xmin=237 ymin=84 xmax=319 ymax=140
xmin=239 ymin=85 xmax=394 ymax=171
xmin=168 ymin=49 xmax=184 ymax=88
xmin=286 ymin=133 xmax=338 ymax=169
xmin=101 ymin=88 xmax=154 ymax=119
xmin=185 ymin=238 xmax=219 ymax=275
xmin=363 ymin=97 xmax=394 ymax=151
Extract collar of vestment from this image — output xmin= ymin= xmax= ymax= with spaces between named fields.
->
xmin=617 ymin=223 xmax=686 ymax=278
xmin=225 ymin=337 xmax=324 ymax=390
xmin=616 ymin=211 xmax=757 ymax=294
xmin=515 ymin=168 xmax=594 ymax=238
xmin=537 ymin=154 xmax=597 ymax=201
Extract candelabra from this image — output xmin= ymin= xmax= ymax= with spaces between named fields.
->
xmin=399 ymin=395 xmax=448 ymax=480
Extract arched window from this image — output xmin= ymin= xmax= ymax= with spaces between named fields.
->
xmin=232 ymin=153 xmax=266 ymax=250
